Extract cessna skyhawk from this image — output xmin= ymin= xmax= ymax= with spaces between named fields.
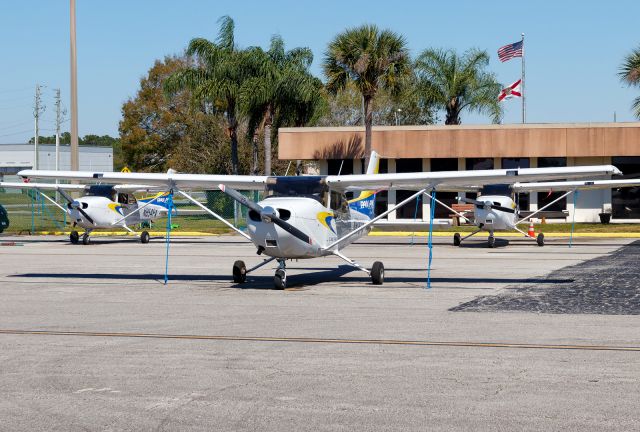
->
xmin=0 ymin=182 xmax=171 ymax=244
xmin=18 ymin=154 xmax=622 ymax=288
xmin=447 ymin=179 xmax=640 ymax=248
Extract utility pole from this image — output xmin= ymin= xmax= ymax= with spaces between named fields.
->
xmin=33 ymin=84 xmax=44 ymax=170
xmin=54 ymin=89 xmax=62 ymax=172
xmin=70 ymin=0 xmax=79 ymax=171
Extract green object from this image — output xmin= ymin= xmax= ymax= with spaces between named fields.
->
xmin=0 ymin=204 xmax=9 ymax=233
xmin=171 ymin=224 xmax=180 ymax=229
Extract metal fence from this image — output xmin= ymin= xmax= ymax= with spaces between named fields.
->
xmin=0 ymin=186 xmax=262 ymax=234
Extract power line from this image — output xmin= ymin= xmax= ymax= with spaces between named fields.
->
xmin=0 ymin=120 xmax=33 ymax=131
xmin=0 ymin=86 xmax=33 ymax=95
xmin=0 ymin=129 xmax=32 ymax=138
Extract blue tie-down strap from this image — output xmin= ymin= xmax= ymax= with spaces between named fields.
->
xmin=427 ymin=191 xmax=436 ymax=289
xmin=164 ymin=191 xmax=175 ymax=285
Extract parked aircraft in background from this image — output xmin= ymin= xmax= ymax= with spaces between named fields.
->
xmin=450 ymin=179 xmax=640 ymax=248
xmin=0 ymin=182 xmax=171 ymax=244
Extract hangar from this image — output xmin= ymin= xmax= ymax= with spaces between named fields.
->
xmin=0 ymin=143 xmax=113 ymax=180
xmin=279 ymin=122 xmax=640 ymax=223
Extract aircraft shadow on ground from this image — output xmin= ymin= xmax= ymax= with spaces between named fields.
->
xmin=11 ymin=265 xmax=573 ymax=289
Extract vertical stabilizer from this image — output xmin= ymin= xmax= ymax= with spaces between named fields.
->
xmin=348 ymin=151 xmax=380 ymax=219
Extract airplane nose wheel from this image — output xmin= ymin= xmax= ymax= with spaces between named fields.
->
xmin=453 ymin=233 xmax=461 ymax=246
xmin=274 ymin=259 xmax=287 ymax=290
xmin=70 ymin=230 xmax=79 ymax=244
xmin=487 ymin=235 xmax=496 ymax=248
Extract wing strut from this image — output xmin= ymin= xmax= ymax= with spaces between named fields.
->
xmin=112 ymin=193 xmax=171 ymax=226
xmin=516 ymin=189 xmax=575 ymax=225
xmin=177 ymin=190 xmax=251 ymax=241
xmin=323 ymin=187 xmax=430 ymax=251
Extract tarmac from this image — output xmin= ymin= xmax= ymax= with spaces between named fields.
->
xmin=0 ymin=234 xmax=639 ymax=431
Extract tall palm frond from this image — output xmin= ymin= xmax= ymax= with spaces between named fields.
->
xmin=323 ymin=25 xmax=410 ymax=164
xmin=619 ymin=46 xmax=640 ymax=119
xmin=415 ymin=48 xmax=502 ymax=125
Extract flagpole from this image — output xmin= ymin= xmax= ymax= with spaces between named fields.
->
xmin=521 ymin=32 xmax=526 ymax=123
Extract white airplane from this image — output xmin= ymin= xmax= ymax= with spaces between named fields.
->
xmin=18 ymin=154 xmax=622 ymax=288
xmin=447 ymin=179 xmax=640 ymax=248
xmin=0 ymin=182 xmax=171 ymax=244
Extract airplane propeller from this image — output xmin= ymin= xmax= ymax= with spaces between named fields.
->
xmin=459 ymin=197 xmax=516 ymax=214
xmin=218 ymin=184 xmax=313 ymax=245
xmin=57 ymin=188 xmax=95 ymax=224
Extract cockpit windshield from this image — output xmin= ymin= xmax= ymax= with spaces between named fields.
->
xmin=265 ymin=176 xmax=327 ymax=202
xmin=86 ymin=185 xmax=115 ymax=201
xmin=480 ymin=184 xmax=512 ymax=197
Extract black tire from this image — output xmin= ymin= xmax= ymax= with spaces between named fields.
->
xmin=537 ymin=232 xmax=545 ymax=247
xmin=487 ymin=236 xmax=496 ymax=248
xmin=233 ymin=260 xmax=247 ymax=283
xmin=70 ymin=231 xmax=79 ymax=244
xmin=453 ymin=233 xmax=461 ymax=246
xmin=371 ymin=261 xmax=384 ymax=285
xmin=274 ymin=269 xmax=286 ymax=290
xmin=82 ymin=233 xmax=90 ymax=245
xmin=140 ymin=231 xmax=150 ymax=244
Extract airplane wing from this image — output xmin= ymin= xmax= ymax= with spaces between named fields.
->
xmin=16 ymin=170 xmax=269 ymax=191
xmin=326 ymin=165 xmax=622 ymax=192
xmin=0 ymin=181 xmax=88 ymax=191
xmin=18 ymin=165 xmax=621 ymax=193
xmin=512 ymin=179 xmax=640 ymax=192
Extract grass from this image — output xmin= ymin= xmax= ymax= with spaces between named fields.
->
xmin=373 ymin=223 xmax=640 ymax=233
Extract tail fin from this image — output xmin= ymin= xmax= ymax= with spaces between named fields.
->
xmin=140 ymin=192 xmax=172 ymax=212
xmin=348 ymin=151 xmax=380 ymax=219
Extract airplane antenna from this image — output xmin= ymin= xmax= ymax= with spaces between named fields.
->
xmin=337 ymin=160 xmax=344 ymax=176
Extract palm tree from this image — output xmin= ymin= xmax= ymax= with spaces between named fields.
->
xmin=323 ymin=25 xmax=410 ymax=167
xmin=619 ymin=46 xmax=640 ymax=119
xmin=241 ymin=35 xmax=319 ymax=175
xmin=414 ymin=48 xmax=502 ymax=125
xmin=163 ymin=16 xmax=249 ymax=174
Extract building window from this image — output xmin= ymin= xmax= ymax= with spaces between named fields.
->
xmin=537 ymin=157 xmax=567 ymax=211
xmin=396 ymin=158 xmax=423 ymax=219
xmin=327 ymin=159 xmax=354 ymax=175
xmin=431 ymin=158 xmax=458 ymax=219
xmin=502 ymin=158 xmax=530 ymax=210
xmin=612 ymin=156 xmax=640 ymax=219
xmin=466 ymin=158 xmax=494 ymax=171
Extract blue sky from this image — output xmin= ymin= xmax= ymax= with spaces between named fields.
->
xmin=0 ymin=0 xmax=638 ymax=143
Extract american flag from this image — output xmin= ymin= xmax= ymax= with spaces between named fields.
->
xmin=497 ymin=40 xmax=523 ymax=62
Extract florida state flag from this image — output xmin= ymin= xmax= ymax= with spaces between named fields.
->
xmin=498 ymin=79 xmax=522 ymax=101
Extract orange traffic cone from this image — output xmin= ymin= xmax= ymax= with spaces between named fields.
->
xmin=527 ymin=221 xmax=535 ymax=238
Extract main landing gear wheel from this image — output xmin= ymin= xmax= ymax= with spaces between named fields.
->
xmin=371 ymin=261 xmax=384 ymax=285
xmin=233 ymin=260 xmax=247 ymax=283
xmin=82 ymin=233 xmax=91 ymax=245
xmin=274 ymin=269 xmax=286 ymax=290
xmin=70 ymin=231 xmax=79 ymax=244
xmin=140 ymin=231 xmax=150 ymax=244
xmin=487 ymin=236 xmax=496 ymax=248
xmin=537 ymin=233 xmax=545 ymax=247
xmin=453 ymin=233 xmax=461 ymax=246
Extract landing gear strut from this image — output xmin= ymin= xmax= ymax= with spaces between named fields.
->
xmin=82 ymin=232 xmax=91 ymax=245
